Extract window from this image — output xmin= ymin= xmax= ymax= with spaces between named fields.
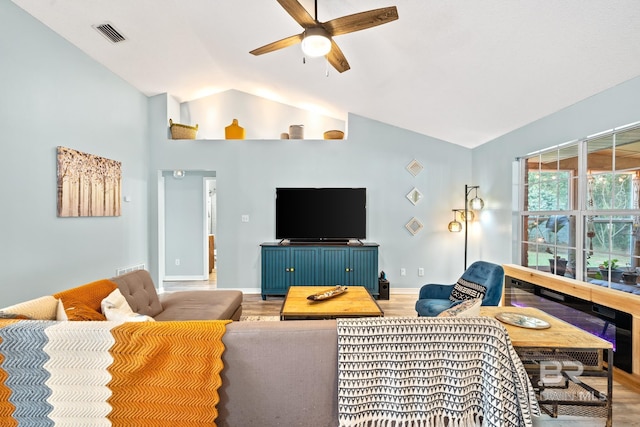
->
xmin=518 ymin=123 xmax=640 ymax=287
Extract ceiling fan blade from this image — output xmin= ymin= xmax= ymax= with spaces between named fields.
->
xmin=323 ymin=6 xmax=398 ymax=37
xmin=326 ymin=40 xmax=350 ymax=73
xmin=250 ymin=33 xmax=303 ymax=56
xmin=277 ymin=0 xmax=317 ymax=28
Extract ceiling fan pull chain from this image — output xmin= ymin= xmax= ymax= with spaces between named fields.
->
xmin=325 ymin=59 xmax=330 ymax=77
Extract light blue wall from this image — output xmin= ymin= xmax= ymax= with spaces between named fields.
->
xmin=0 ymin=1 xmax=149 ymax=305
xmin=473 ymin=76 xmax=640 ymax=265
xmin=3 ymin=0 xmax=639 ymax=303
xmin=149 ymin=94 xmax=472 ymax=289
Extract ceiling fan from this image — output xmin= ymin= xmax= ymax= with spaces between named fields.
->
xmin=250 ymin=0 xmax=398 ymax=73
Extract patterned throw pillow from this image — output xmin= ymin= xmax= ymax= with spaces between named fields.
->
xmin=437 ymin=298 xmax=482 ymax=318
xmin=449 ymin=277 xmax=487 ymax=302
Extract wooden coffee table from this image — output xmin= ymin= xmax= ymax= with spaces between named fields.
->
xmin=280 ymin=286 xmax=383 ymax=320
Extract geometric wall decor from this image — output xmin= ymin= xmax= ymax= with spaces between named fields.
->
xmin=405 ymin=217 xmax=424 ymax=235
xmin=406 ymin=187 xmax=423 ymax=205
xmin=406 ymin=159 xmax=424 ymax=176
xmin=57 ymin=146 xmax=121 ymax=217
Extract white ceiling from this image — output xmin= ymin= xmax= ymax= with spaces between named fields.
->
xmin=12 ymin=0 xmax=640 ymax=148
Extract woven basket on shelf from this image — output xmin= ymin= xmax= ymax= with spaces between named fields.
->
xmin=169 ymin=119 xmax=198 ymax=140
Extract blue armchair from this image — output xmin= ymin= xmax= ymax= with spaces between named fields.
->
xmin=415 ymin=261 xmax=505 ymax=317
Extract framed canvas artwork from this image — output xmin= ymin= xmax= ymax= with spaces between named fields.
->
xmin=57 ymin=146 xmax=121 ymax=217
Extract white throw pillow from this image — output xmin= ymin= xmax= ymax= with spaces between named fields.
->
xmin=437 ymin=298 xmax=483 ymax=318
xmin=1 ymin=295 xmax=59 ymax=320
xmin=101 ymin=289 xmax=155 ymax=322
xmin=56 ymin=299 xmax=68 ymax=321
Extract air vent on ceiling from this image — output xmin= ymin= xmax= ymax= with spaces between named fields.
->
xmin=92 ymin=22 xmax=127 ymax=43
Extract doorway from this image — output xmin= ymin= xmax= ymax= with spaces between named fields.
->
xmin=205 ymin=178 xmax=217 ymax=285
xmin=159 ymin=170 xmax=217 ymax=289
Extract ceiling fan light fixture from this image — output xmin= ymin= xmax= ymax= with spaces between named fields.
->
xmin=301 ymin=27 xmax=331 ymax=57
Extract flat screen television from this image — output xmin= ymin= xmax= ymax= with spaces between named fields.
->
xmin=275 ymin=188 xmax=366 ymax=242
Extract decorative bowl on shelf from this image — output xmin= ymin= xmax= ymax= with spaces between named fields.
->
xmin=323 ymin=130 xmax=344 ymax=140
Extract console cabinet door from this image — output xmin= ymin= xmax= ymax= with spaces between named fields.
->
xmin=349 ymin=247 xmax=379 ymax=294
xmin=290 ymin=247 xmax=320 ymax=286
xmin=319 ymin=247 xmax=350 ymax=286
xmin=261 ymin=247 xmax=290 ymax=299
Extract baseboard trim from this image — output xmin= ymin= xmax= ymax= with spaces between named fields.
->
xmin=389 ymin=288 xmax=420 ymax=295
xmin=163 ymin=275 xmax=208 ymax=281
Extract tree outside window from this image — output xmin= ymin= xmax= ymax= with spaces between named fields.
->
xmin=519 ymin=123 xmax=640 ymax=287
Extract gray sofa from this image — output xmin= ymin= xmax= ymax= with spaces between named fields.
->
xmin=111 ymin=271 xmax=335 ymax=425
xmin=111 ymin=269 xmax=243 ymax=321
xmin=219 ymin=319 xmax=338 ymax=427
xmin=0 ymin=272 xmax=538 ymax=426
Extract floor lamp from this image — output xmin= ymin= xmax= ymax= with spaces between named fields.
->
xmin=448 ymin=185 xmax=484 ymax=271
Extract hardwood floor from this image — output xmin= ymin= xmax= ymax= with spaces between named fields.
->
xmin=162 ymin=283 xmax=640 ymax=426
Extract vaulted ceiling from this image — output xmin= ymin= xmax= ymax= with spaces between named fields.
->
xmin=12 ymin=0 xmax=640 ymax=148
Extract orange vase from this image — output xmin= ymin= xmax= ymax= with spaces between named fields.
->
xmin=225 ymin=119 xmax=245 ymax=140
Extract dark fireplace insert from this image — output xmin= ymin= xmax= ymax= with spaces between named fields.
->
xmin=505 ymin=275 xmax=633 ymax=373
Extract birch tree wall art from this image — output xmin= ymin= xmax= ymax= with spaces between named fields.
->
xmin=57 ymin=147 xmax=121 ymax=217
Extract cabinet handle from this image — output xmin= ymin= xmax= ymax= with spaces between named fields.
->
xmin=290 ymin=267 xmax=295 ymax=272
xmin=345 ymin=268 xmax=351 ymax=272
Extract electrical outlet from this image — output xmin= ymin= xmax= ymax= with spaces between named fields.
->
xmin=418 ymin=267 xmax=424 ymax=276
xmin=175 ymin=258 xmax=180 ymax=266
xmin=400 ymin=268 xmax=406 ymax=276
xmin=242 ymin=214 xmax=249 ymax=222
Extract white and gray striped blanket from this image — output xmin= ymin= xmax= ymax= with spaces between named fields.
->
xmin=337 ymin=317 xmax=540 ymax=427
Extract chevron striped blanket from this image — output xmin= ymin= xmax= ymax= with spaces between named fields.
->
xmin=337 ymin=317 xmax=540 ymax=427
xmin=0 ymin=319 xmax=230 ymax=426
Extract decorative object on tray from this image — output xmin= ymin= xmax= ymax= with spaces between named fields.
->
xmin=307 ymin=285 xmax=348 ymax=301
xmin=225 ymin=118 xmax=245 ymax=139
xmin=323 ymin=130 xmax=344 ymax=140
xmin=495 ymin=312 xmax=551 ymax=329
xmin=169 ymin=119 xmax=198 ymax=139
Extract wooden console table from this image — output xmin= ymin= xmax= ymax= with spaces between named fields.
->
xmin=503 ymin=263 xmax=640 ymax=391
xmin=481 ymin=306 xmax=612 ymax=426
xmin=261 ymin=242 xmax=379 ymax=300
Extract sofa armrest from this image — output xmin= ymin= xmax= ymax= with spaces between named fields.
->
xmin=418 ymin=283 xmax=455 ymax=300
